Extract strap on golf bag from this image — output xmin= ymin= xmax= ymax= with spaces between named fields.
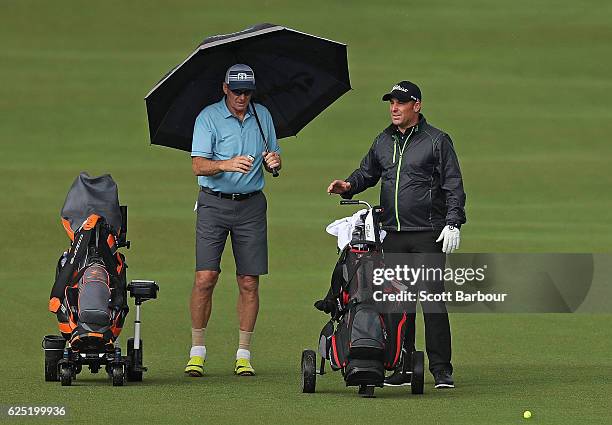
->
xmin=49 ymin=215 xmax=99 ymax=313
xmin=314 ymin=248 xmax=349 ymax=319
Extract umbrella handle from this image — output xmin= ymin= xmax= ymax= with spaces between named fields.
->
xmin=264 ymin=152 xmax=279 ymax=177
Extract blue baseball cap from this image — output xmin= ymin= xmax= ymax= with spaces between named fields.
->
xmin=225 ymin=64 xmax=256 ymax=91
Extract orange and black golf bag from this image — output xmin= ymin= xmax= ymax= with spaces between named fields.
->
xmin=48 ymin=172 xmax=129 ymax=352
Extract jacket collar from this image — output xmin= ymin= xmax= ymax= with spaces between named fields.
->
xmin=384 ymin=113 xmax=427 ymax=136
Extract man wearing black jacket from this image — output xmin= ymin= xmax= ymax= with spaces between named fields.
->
xmin=327 ymin=80 xmax=466 ymax=388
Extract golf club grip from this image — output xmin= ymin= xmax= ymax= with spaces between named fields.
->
xmin=272 ymin=168 xmax=279 ymax=177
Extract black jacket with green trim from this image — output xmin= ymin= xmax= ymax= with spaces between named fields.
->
xmin=342 ymin=114 xmax=466 ymax=232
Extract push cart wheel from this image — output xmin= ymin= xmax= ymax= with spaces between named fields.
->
xmin=60 ymin=365 xmax=72 ymax=387
xmin=411 ymin=351 xmax=424 ymax=395
xmin=301 ymin=349 xmax=317 ymax=393
xmin=112 ymin=365 xmax=124 ymax=387
xmin=127 ymin=338 xmax=143 ymax=382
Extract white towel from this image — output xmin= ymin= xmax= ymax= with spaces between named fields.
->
xmin=326 ymin=209 xmax=386 ymax=250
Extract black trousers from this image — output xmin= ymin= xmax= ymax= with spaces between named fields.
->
xmin=383 ymin=230 xmax=452 ymax=374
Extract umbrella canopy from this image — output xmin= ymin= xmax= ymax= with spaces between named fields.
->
xmin=145 ymin=23 xmax=351 ymax=152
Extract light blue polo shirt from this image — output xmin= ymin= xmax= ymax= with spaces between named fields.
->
xmin=191 ymin=97 xmax=280 ymax=194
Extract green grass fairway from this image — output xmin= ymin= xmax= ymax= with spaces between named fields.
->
xmin=1 ymin=1 xmax=611 ymax=424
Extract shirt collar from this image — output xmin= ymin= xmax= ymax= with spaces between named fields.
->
xmin=219 ymin=96 xmax=252 ymax=120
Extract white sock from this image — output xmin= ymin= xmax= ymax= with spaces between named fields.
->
xmin=236 ymin=348 xmax=251 ymax=360
xmin=190 ymin=345 xmax=206 ymax=358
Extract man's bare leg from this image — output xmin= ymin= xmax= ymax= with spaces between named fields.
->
xmin=189 ymin=270 xmax=219 ymax=360
xmin=236 ymin=274 xmax=259 ymax=332
xmin=191 ymin=270 xmax=219 ymax=328
xmin=235 ymin=274 xmax=259 ymax=372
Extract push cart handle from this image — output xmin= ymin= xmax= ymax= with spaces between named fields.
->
xmin=340 ymin=200 xmax=373 ymax=209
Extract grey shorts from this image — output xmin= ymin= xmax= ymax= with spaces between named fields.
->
xmin=195 ymin=190 xmax=268 ymax=275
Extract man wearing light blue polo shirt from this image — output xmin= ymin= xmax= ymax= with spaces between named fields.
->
xmin=185 ymin=64 xmax=281 ymax=378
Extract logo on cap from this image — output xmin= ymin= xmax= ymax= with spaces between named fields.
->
xmin=392 ymin=84 xmax=409 ymax=93
xmin=382 ymin=81 xmax=421 ymax=102
xmin=228 ymin=71 xmax=254 ymax=81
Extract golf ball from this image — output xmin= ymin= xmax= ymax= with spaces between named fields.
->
xmin=523 ymin=411 xmax=532 ymax=419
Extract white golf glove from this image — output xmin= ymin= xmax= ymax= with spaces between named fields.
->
xmin=436 ymin=225 xmax=461 ymax=254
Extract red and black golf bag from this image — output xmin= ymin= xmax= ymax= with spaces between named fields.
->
xmin=48 ymin=173 xmax=129 ymax=352
xmin=315 ymin=204 xmax=407 ymax=387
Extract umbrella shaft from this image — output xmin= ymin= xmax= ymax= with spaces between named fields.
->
xmin=250 ymin=101 xmax=270 ymax=152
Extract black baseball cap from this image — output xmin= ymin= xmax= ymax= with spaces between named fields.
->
xmin=382 ymin=80 xmax=421 ymax=103
xmin=225 ymin=64 xmax=256 ymax=91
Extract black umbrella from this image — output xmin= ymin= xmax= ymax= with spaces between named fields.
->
xmin=144 ymin=23 xmax=351 ymax=153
